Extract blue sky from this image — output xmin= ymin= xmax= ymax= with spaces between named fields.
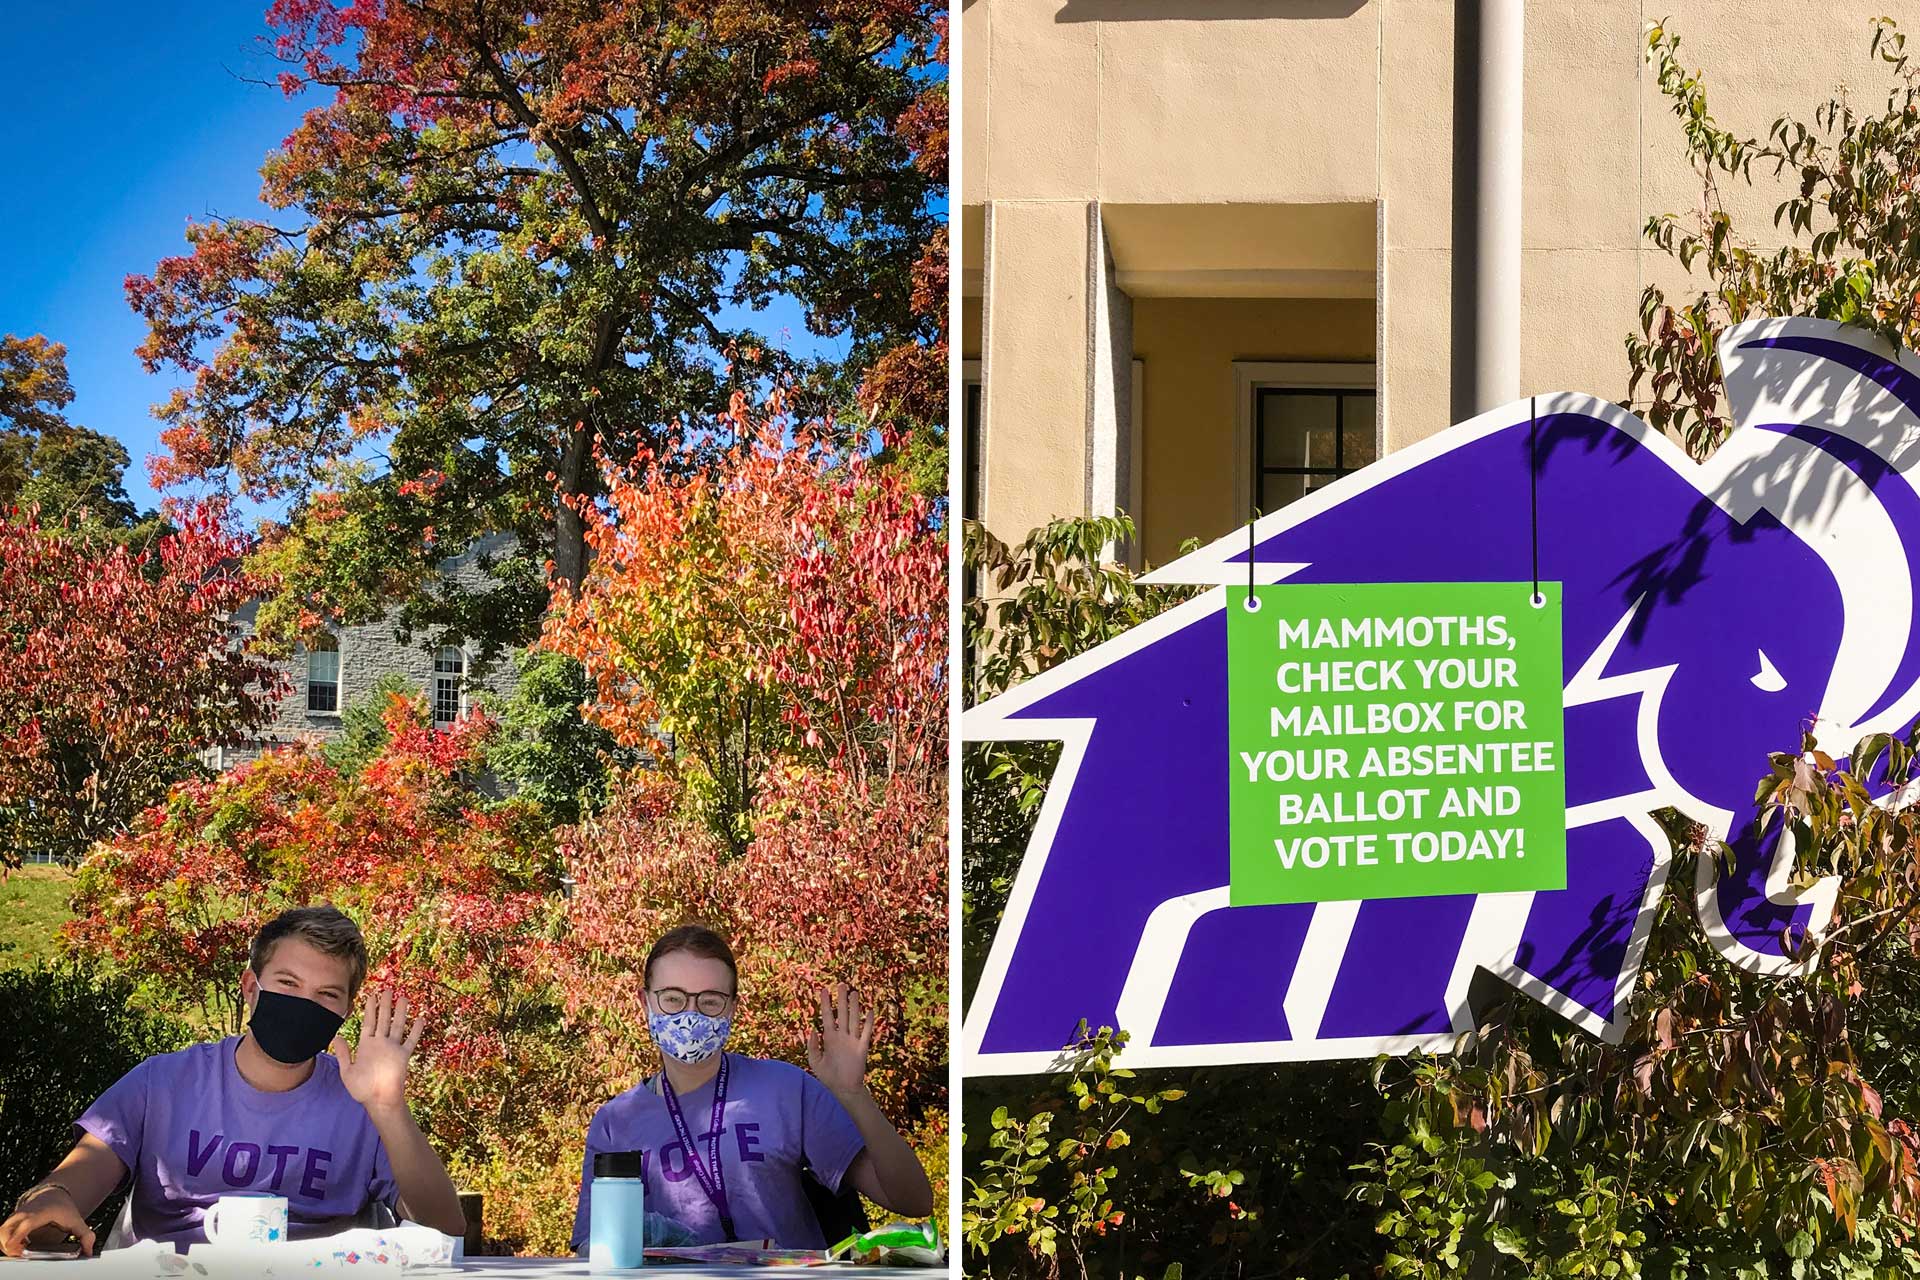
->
xmin=1 ymin=2 xmax=871 ymax=521
xmin=1 ymin=1 xmax=301 ymax=516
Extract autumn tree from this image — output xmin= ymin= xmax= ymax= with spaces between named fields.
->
xmin=0 ymin=504 xmax=285 ymax=868
xmin=551 ymin=404 xmax=948 ymax=1206
xmin=128 ymin=0 xmax=945 ymax=657
xmin=1 ymin=334 xmax=159 ymax=542
xmin=1630 ymin=19 xmax=1920 ymax=457
xmin=858 ymin=125 xmax=949 ymax=504
xmin=543 ymin=399 xmax=945 ymax=851
xmin=67 ymin=414 xmax=952 ymax=1242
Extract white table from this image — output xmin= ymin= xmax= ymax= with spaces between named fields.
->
xmin=455 ymin=1262 xmax=947 ymax=1278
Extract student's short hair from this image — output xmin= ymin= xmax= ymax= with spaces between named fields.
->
xmin=249 ymin=906 xmax=369 ymax=1000
xmin=645 ymin=923 xmax=739 ymax=993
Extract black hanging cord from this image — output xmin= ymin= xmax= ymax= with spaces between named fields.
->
xmin=1529 ymin=396 xmax=1541 ymax=606
xmin=1248 ymin=503 xmax=1257 ymax=608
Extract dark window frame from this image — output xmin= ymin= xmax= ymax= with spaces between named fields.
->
xmin=963 ymin=374 xmax=983 ymax=525
xmin=1252 ymin=386 xmax=1375 ymax=514
xmin=962 ymin=374 xmax=984 ymax=701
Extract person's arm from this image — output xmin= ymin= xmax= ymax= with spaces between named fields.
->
xmin=0 ymin=1135 xmax=127 ymax=1257
xmin=333 ymin=990 xmax=466 ymax=1238
xmin=805 ymin=984 xmax=935 ymax=1219
xmin=838 ymin=1108 xmax=935 ymax=1218
xmin=369 ymin=1106 xmax=465 ymax=1236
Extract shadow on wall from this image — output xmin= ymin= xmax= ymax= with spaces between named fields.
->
xmin=1053 ymin=0 xmax=1367 ymax=20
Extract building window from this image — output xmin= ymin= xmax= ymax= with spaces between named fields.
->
xmin=1254 ymin=388 xmax=1378 ymax=512
xmin=307 ymin=637 xmax=340 ymax=714
xmin=962 ymin=363 xmax=984 ymax=684
xmin=1234 ymin=363 xmax=1378 ymax=518
xmin=962 ymin=362 xmax=983 ymax=524
xmin=433 ymin=647 xmax=465 ymax=727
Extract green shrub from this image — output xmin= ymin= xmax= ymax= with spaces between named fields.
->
xmin=479 ymin=650 xmax=638 ymax=824
xmin=322 ymin=672 xmax=425 ymax=777
xmin=443 ymin=1114 xmax=591 ymax=1257
xmin=0 ymin=963 xmax=192 ymax=1234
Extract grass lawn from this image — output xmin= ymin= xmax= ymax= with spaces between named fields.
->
xmin=0 ymin=864 xmax=76 ymax=969
xmin=0 ymin=865 xmax=228 ymax=1035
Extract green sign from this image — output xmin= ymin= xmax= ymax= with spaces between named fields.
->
xmin=1227 ymin=582 xmax=1567 ymax=906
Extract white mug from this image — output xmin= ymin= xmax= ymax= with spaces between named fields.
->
xmin=203 ymin=1192 xmax=288 ymax=1246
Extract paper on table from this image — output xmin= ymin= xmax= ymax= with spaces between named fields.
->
xmin=0 ymin=1226 xmax=456 ymax=1278
xmin=379 ymin=1223 xmax=459 ymax=1269
xmin=185 ymin=1240 xmax=402 ymax=1276
xmin=178 ymin=1222 xmax=455 ymax=1276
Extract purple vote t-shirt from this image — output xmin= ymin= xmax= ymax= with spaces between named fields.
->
xmin=571 ymin=1054 xmax=866 ymax=1250
xmin=76 ymin=1037 xmax=397 ymax=1250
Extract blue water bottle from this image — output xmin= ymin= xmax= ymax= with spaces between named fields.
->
xmin=589 ymin=1151 xmax=647 ymax=1270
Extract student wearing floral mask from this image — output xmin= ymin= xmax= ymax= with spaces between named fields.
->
xmin=0 ymin=907 xmax=465 ymax=1256
xmin=570 ymin=924 xmax=934 ymax=1250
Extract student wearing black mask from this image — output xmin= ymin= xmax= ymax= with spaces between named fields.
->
xmin=0 ymin=907 xmax=465 ymax=1255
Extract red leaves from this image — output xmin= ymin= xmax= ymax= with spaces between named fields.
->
xmin=0 ymin=503 xmax=286 ymax=868
xmin=545 ymin=401 xmax=945 ymax=1124
xmin=909 ymin=229 xmax=947 ymax=320
xmin=545 ymin=408 xmax=944 ymax=797
xmin=858 ymin=337 xmax=946 ymax=430
xmin=125 ymin=216 xmax=275 ymax=462
xmin=761 ymin=58 xmax=820 ymax=94
xmin=894 ymin=87 xmax=948 ymax=180
xmin=395 ymin=470 xmax=447 ymax=499
xmin=858 ymin=230 xmax=945 ymax=432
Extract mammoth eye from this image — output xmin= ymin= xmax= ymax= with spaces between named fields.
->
xmin=1752 ymin=648 xmax=1787 ymax=693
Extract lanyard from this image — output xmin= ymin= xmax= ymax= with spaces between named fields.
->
xmin=660 ymin=1053 xmax=735 ymax=1240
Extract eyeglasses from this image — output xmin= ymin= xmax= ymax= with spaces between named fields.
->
xmin=649 ymin=987 xmax=736 ymax=1017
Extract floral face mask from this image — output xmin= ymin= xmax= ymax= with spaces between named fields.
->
xmin=648 ymin=1009 xmax=732 ymax=1064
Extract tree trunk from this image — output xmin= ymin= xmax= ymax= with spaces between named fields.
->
xmin=550 ymin=417 xmax=596 ymax=591
xmin=552 ymin=315 xmax=626 ymax=592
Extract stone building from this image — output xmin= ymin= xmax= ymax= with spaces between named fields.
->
xmin=209 ymin=534 xmax=523 ymax=770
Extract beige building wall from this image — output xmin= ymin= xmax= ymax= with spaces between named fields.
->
xmin=977 ymin=200 xmax=1092 ymax=542
xmin=961 ymin=0 xmax=1905 ymax=552
xmin=1133 ymin=298 xmax=1374 ymax=567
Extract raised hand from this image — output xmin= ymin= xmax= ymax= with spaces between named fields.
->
xmin=805 ymin=982 xmax=875 ymax=1098
xmin=333 ymin=988 xmax=425 ymax=1115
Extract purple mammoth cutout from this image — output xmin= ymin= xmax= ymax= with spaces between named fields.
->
xmin=964 ymin=317 xmax=1920 ymax=1073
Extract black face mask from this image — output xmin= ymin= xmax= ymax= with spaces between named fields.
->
xmin=248 ymin=989 xmax=346 ymax=1065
